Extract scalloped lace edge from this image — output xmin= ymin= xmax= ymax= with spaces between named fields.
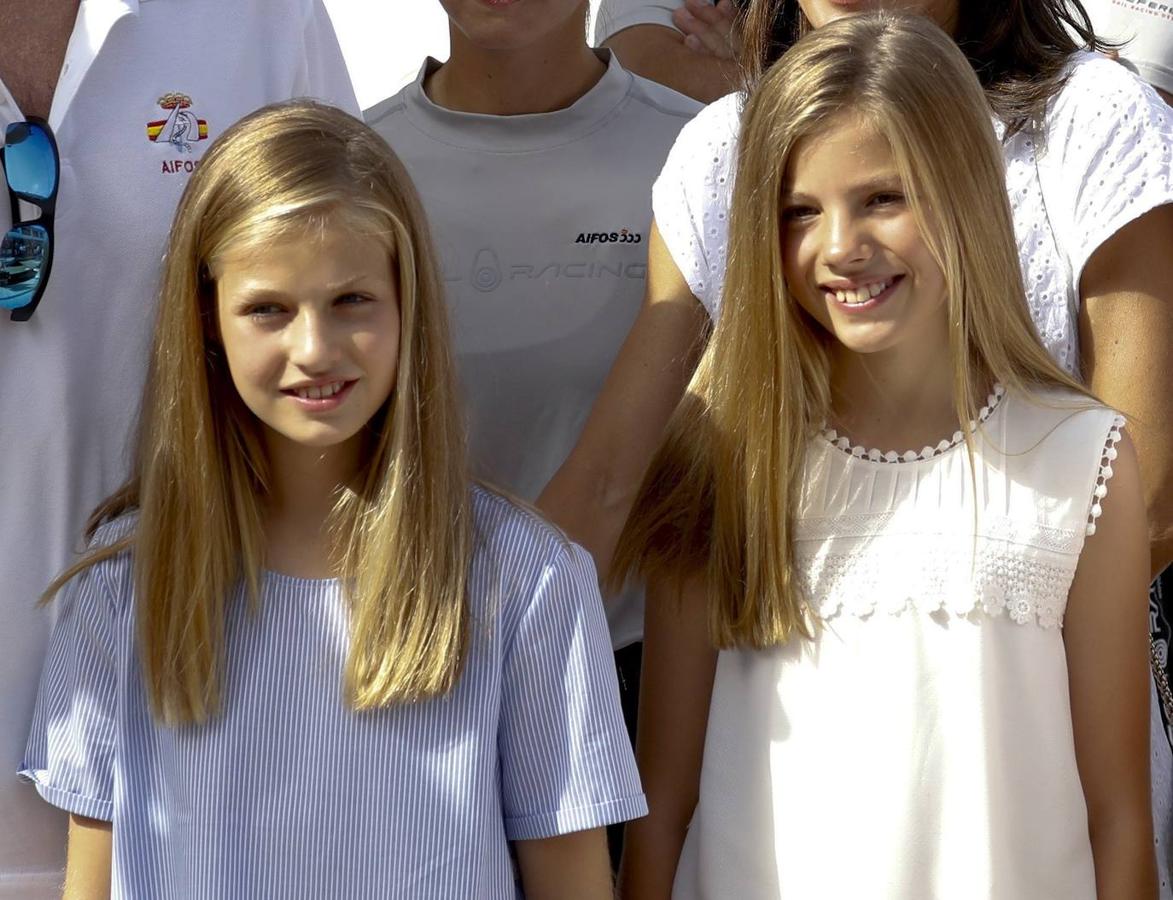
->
xmin=1085 ymin=415 xmax=1127 ymax=537
xmin=820 ymin=385 xmax=1006 ymax=464
xmin=797 ymin=546 xmax=1075 ymax=629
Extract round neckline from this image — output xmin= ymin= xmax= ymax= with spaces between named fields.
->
xmin=261 ymin=568 xmax=341 ymax=588
xmin=399 ymin=51 xmax=633 ymax=152
xmin=819 ymin=385 xmax=1006 ymax=465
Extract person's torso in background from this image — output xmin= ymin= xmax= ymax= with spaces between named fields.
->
xmin=0 ymin=2 xmax=357 ymax=895
xmin=367 ymin=53 xmax=699 ymax=649
xmin=1081 ymin=0 xmax=1173 ymax=96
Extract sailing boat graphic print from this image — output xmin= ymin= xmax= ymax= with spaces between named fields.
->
xmin=146 ymin=92 xmax=208 ymax=153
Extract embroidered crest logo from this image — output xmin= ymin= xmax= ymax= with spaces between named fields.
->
xmin=146 ymin=92 xmax=208 ymax=153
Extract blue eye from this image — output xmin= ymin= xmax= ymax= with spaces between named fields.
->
xmin=336 ymin=292 xmax=372 ymax=306
xmin=869 ymin=192 xmax=905 ymax=207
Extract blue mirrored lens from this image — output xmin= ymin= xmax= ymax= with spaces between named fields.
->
xmin=4 ymin=123 xmax=56 ymax=201
xmin=0 ymin=225 xmax=49 ymax=309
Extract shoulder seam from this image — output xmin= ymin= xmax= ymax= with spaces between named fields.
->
xmin=362 ymin=96 xmax=408 ymax=128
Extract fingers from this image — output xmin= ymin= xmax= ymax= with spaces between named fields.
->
xmin=672 ymin=0 xmax=736 ymax=61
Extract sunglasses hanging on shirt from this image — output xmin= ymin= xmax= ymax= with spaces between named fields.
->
xmin=2 ymin=118 xmax=58 ymax=322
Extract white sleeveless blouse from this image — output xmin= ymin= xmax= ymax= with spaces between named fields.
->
xmin=673 ymin=388 xmax=1125 ymax=899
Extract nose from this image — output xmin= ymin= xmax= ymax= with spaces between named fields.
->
xmin=286 ymin=308 xmax=339 ymax=373
xmin=822 ymin=209 xmax=873 ymax=269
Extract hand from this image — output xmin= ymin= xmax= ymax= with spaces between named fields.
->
xmin=672 ymin=0 xmax=736 ymax=61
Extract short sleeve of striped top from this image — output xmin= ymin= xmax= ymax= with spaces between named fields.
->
xmin=20 ymin=489 xmax=646 ymax=899
xmin=20 ymin=538 xmax=121 ymax=822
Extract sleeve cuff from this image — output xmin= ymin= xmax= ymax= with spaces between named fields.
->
xmin=18 ymin=768 xmax=113 ymax=821
xmin=595 ymin=8 xmax=679 ymax=45
xmin=505 ymin=793 xmax=648 ymax=840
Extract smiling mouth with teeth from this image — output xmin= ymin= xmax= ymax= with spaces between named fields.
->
xmin=289 ymin=381 xmax=347 ymax=400
xmin=826 ymin=277 xmax=898 ymax=306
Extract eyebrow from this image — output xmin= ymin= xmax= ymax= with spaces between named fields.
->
xmin=781 ymin=175 xmax=904 ymax=202
xmin=229 ymin=276 xmax=375 ymax=301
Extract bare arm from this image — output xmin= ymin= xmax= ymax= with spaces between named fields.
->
xmin=1079 ymin=203 xmax=1173 ymax=579
xmin=514 ymin=827 xmax=613 ymax=899
xmin=536 ymin=223 xmax=709 ymax=578
xmin=63 ymin=814 xmax=112 ymax=900
xmin=1064 ymin=431 xmax=1156 ymax=898
xmin=618 ymin=576 xmax=717 ymax=898
xmin=603 ymin=20 xmax=738 ymax=104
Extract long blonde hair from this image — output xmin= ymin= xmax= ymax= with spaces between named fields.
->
xmin=47 ymin=101 xmax=472 ymax=724
xmin=612 ymin=14 xmax=1091 ymax=648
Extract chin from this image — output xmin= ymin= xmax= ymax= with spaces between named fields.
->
xmin=830 ymin=330 xmax=903 ymax=356
xmin=269 ymin=423 xmax=362 ymax=450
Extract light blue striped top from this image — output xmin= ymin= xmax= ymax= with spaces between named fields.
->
xmin=20 ymin=486 xmax=645 ymax=899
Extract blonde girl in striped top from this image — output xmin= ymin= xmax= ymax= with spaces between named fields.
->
xmin=20 ymin=101 xmax=645 ymax=900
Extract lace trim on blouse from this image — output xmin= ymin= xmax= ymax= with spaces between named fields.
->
xmin=1086 ymin=415 xmax=1127 ymax=536
xmin=797 ymin=541 xmax=1073 ymax=629
xmin=819 ymin=385 xmax=1006 ymax=464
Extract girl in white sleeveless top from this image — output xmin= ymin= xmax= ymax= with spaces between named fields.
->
xmin=613 ymin=16 xmax=1155 ymax=899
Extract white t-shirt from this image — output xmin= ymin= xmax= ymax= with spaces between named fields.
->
xmin=0 ymin=2 xmax=357 ymax=895
xmin=594 ymin=0 xmax=682 ymax=44
xmin=366 ymin=53 xmax=700 ymax=649
xmin=1083 ymin=0 xmax=1173 ymax=94
xmin=653 ymin=51 xmax=1173 ymax=375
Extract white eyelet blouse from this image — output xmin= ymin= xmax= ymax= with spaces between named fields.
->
xmin=652 ymin=52 xmax=1173 ymax=375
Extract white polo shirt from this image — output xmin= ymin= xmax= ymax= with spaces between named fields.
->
xmin=367 ymin=53 xmax=700 ymax=649
xmin=1082 ymin=0 xmax=1173 ymax=94
xmin=0 ymin=2 xmax=357 ymax=895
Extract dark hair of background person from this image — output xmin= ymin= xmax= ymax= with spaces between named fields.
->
xmin=732 ymin=0 xmax=1112 ymax=135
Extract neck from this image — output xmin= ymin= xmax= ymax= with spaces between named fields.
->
xmin=827 ymin=327 xmax=971 ymax=452
xmin=0 ymin=0 xmax=81 ymax=118
xmin=262 ymin=435 xmax=361 ymax=578
xmin=426 ymin=18 xmax=605 ymax=115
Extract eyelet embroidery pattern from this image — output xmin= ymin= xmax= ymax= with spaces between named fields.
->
xmin=658 ymin=54 xmax=1172 ymax=381
xmin=1086 ymin=415 xmax=1127 ymax=536
xmin=653 ymin=93 xmax=741 ymax=321
xmin=820 ymin=385 xmax=1006 ymax=464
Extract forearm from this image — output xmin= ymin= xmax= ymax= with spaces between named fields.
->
xmin=603 ymin=26 xmax=739 ymax=103
xmin=63 ymin=814 xmax=112 ymax=900
xmin=1087 ymin=813 xmax=1157 ymax=899
xmin=515 ymin=828 xmax=613 ymax=899
xmin=537 ymin=445 xmax=639 ymax=581
xmin=618 ymin=814 xmax=689 ymax=899
xmin=537 ymin=252 xmax=709 ymax=576
xmin=618 ymin=577 xmax=716 ymax=898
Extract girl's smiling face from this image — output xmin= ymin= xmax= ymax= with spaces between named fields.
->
xmin=214 ymin=222 xmax=401 ymax=465
xmin=781 ymin=116 xmax=948 ymax=363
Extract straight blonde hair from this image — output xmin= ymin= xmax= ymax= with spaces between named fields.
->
xmin=612 ymin=14 xmax=1091 ymax=648
xmin=47 ymin=101 xmax=472 ymax=724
